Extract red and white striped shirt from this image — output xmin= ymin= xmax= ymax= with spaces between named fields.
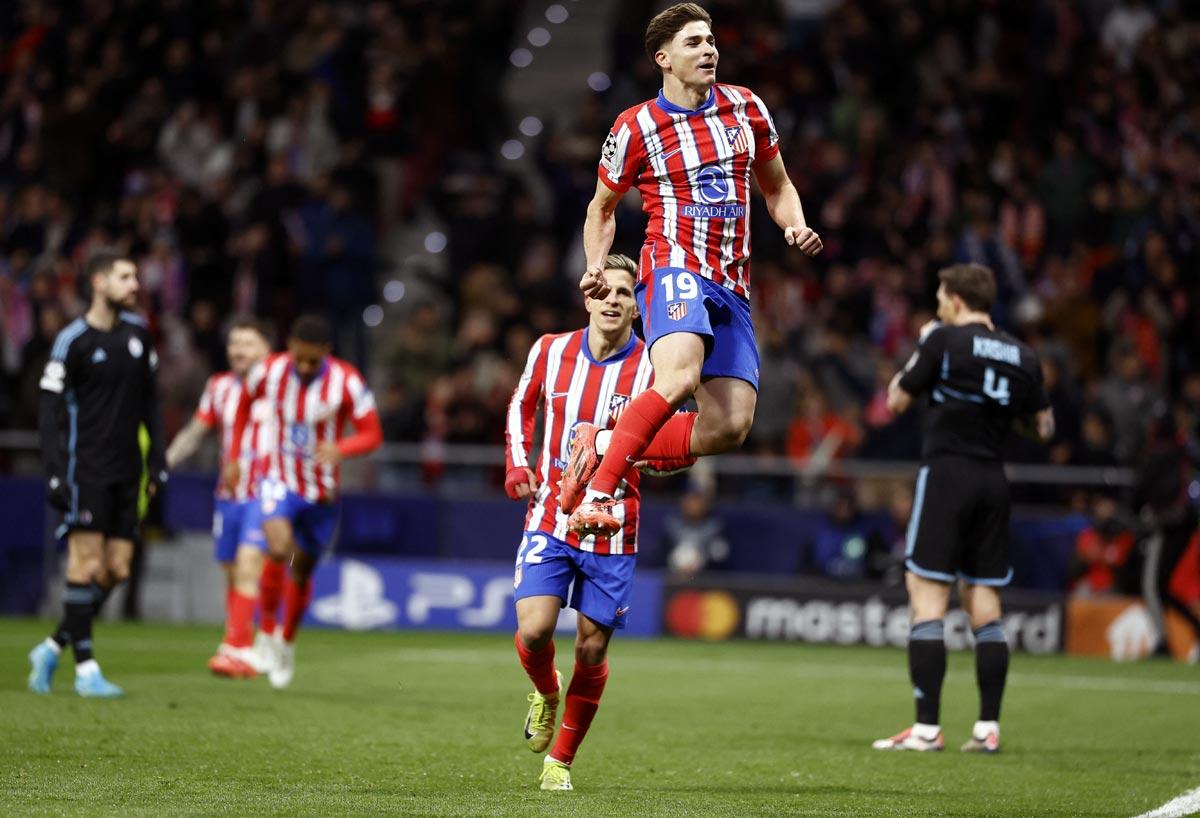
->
xmin=506 ymin=329 xmax=653 ymax=555
xmin=239 ymin=352 xmax=378 ymax=504
xmin=598 ymin=84 xmax=780 ymax=299
xmin=195 ymin=371 xmax=268 ymax=501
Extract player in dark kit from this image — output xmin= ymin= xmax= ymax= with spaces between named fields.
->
xmin=873 ymin=263 xmax=1054 ymax=754
xmin=28 ymin=251 xmax=166 ymax=698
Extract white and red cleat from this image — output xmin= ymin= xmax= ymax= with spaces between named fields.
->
xmin=961 ymin=722 xmax=1001 ymax=754
xmin=558 ymin=423 xmax=601 ymax=514
xmin=208 ymin=652 xmax=258 ymax=679
xmin=872 ymin=725 xmax=944 ymax=751
xmin=567 ymin=497 xmax=621 ymax=537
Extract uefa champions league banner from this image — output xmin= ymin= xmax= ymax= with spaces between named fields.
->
xmin=303 ymin=555 xmax=664 ymax=637
xmin=661 ymin=575 xmax=1065 ymax=654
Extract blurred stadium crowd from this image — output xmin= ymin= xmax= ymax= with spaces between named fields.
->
xmin=0 ymin=0 xmax=1198 ymax=486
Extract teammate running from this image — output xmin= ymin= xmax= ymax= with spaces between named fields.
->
xmin=560 ymin=2 xmax=822 ymax=537
xmin=166 ymin=318 xmax=272 ymax=677
xmin=506 ymin=253 xmax=686 ymax=792
xmin=28 ymin=251 xmax=166 ymax=697
xmin=872 ymin=263 xmax=1054 ymax=754
xmin=224 ymin=315 xmax=382 ymax=689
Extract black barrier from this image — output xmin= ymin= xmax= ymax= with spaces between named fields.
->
xmin=662 ymin=574 xmax=1064 ymax=654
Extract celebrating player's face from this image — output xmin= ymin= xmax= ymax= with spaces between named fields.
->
xmin=288 ymin=338 xmax=330 ymax=382
xmin=226 ymin=327 xmax=269 ymax=378
xmin=96 ymin=260 xmax=140 ymax=310
xmin=585 ymin=269 xmax=638 ymax=334
xmin=662 ymin=21 xmax=718 ymax=87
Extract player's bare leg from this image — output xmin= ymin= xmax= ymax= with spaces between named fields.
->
xmin=272 ymin=543 xmax=315 ymax=690
xmin=568 ymin=333 xmax=704 ymax=535
xmin=960 ymin=582 xmax=1006 ymax=753
xmin=874 ymin=573 xmax=950 ymax=751
xmin=540 ymin=614 xmax=612 ymax=791
xmin=210 ymin=545 xmax=263 ymax=678
xmin=515 ymin=596 xmax=564 ymax=753
xmin=31 ymin=532 xmax=124 ymax=697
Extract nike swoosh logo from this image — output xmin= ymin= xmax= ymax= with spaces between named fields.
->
xmin=659 ymin=147 xmax=683 ymax=162
xmin=548 ymin=392 xmax=570 ymax=399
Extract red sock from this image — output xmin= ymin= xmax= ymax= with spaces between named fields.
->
xmin=226 ymin=591 xmax=257 ymax=648
xmin=259 ymin=558 xmax=285 ymax=635
xmin=592 ymin=391 xmax=675 ymax=496
xmin=281 ymin=574 xmax=312 ymax=643
xmin=636 ymin=412 xmax=696 ymax=460
xmin=514 ymin=632 xmax=560 ymax=696
xmin=549 ymin=660 xmax=609 ymax=766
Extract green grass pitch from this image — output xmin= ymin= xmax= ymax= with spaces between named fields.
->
xmin=1 ymin=618 xmax=1197 ymax=816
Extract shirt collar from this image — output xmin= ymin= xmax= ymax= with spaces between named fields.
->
xmin=655 ymin=87 xmax=716 ymax=116
xmin=582 ymin=328 xmax=637 ymax=365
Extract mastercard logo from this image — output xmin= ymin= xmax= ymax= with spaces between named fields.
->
xmin=665 ymin=590 xmax=741 ymax=640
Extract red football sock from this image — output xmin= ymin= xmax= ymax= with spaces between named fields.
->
xmin=227 ymin=591 xmax=256 ymax=648
xmin=281 ymin=574 xmax=312 ymax=643
xmin=514 ymin=632 xmax=560 ymax=696
xmin=637 ymin=412 xmax=697 ymax=460
xmin=259 ymin=558 xmax=285 ymax=635
xmin=591 ymin=391 xmax=675 ymax=496
xmin=549 ymin=659 xmax=609 ymax=766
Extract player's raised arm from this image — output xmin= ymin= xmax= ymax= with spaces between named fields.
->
xmin=581 ymin=181 xmax=625 ymax=300
xmin=752 ymin=153 xmax=822 ymax=256
xmin=504 ymin=335 xmax=548 ymax=500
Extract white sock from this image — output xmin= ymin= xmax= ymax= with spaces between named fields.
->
xmin=972 ymin=720 xmax=999 ymax=739
xmin=43 ymin=637 xmax=62 ymax=655
xmin=595 ymin=430 xmax=612 ymax=455
xmin=76 ymin=659 xmax=99 ymax=678
xmin=912 ymin=722 xmax=941 ymax=741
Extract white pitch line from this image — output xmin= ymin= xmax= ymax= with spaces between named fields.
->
xmin=1131 ymin=785 xmax=1200 ymax=818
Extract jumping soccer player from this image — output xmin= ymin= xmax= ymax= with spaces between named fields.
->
xmin=560 ymin=2 xmax=822 ymax=537
xmin=166 ymin=318 xmax=272 ymax=678
xmin=506 ymin=254 xmax=685 ymax=792
xmin=873 ymin=263 xmax=1054 ymax=754
xmin=224 ymin=315 xmax=381 ymax=689
xmin=29 ymin=251 xmax=166 ymax=697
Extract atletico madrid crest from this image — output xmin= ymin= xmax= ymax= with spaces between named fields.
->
xmin=609 ymin=393 xmax=631 ymax=423
xmin=667 ymin=301 xmax=688 ymax=321
xmin=725 ymin=123 xmax=750 ymax=154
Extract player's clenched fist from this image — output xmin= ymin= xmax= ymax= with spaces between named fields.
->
xmin=784 ymin=225 xmax=823 ymax=256
xmin=504 ymin=466 xmax=539 ymax=500
xmin=578 ymin=265 xmax=611 ymax=300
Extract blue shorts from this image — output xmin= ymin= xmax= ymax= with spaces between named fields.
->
xmin=512 ymin=532 xmax=637 ymax=630
xmin=257 ymin=479 xmax=340 ymax=558
xmin=636 ymin=266 xmax=760 ymax=389
xmin=212 ymin=499 xmax=266 ymax=563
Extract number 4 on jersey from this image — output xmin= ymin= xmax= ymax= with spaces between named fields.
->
xmin=982 ymin=367 xmax=1011 ymax=406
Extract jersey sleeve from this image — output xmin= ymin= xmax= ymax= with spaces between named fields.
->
xmin=506 ymin=335 xmax=548 ymax=470
xmin=897 ymin=326 xmax=947 ymax=397
xmin=195 ymin=376 xmax=220 ymax=428
xmin=747 ymin=92 xmax=780 ymax=164
xmin=38 ymin=327 xmax=79 ymax=480
xmin=343 ymin=367 xmax=378 ymax=419
xmin=598 ymin=114 xmax=645 ymax=194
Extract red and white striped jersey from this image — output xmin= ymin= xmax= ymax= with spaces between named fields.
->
xmin=598 ymin=84 xmax=780 ymax=299
xmin=243 ymin=352 xmax=377 ymax=504
xmin=195 ymin=371 xmax=268 ymax=501
xmin=506 ymin=329 xmax=653 ymax=555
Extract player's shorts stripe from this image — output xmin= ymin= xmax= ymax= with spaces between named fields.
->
xmin=904 ymin=465 xmax=929 ymax=559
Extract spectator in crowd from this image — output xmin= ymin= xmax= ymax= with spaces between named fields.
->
xmin=808 ymin=487 xmax=874 ymax=580
xmin=664 ymin=486 xmax=730 ymax=580
xmin=1068 ymin=493 xmax=1139 ymax=597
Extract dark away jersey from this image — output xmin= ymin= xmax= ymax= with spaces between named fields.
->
xmin=39 ymin=312 xmax=165 ymax=485
xmin=898 ymin=322 xmax=1049 ymax=461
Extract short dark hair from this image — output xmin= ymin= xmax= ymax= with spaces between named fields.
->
xmin=85 ymin=249 xmax=131 ymax=279
xmin=645 ymin=3 xmax=712 ymax=65
xmin=938 ymin=263 xmax=996 ymax=312
xmin=289 ymin=314 xmax=332 ymax=345
xmin=228 ymin=316 xmax=274 ymax=345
